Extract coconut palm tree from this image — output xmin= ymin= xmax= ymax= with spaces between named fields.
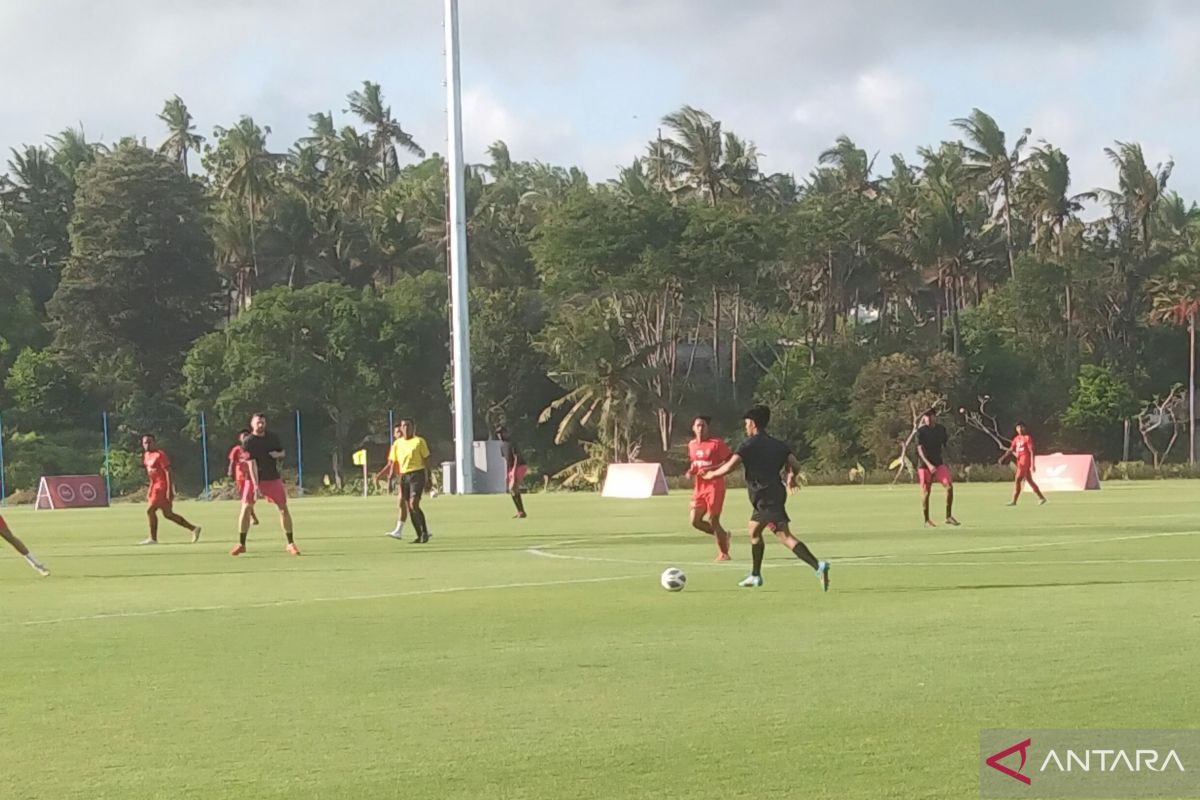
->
xmin=345 ymin=81 xmax=424 ymax=182
xmin=1098 ymin=141 xmax=1173 ymax=255
xmin=660 ymin=105 xmax=723 ymax=206
xmin=212 ymin=116 xmax=281 ymax=309
xmin=952 ymin=108 xmax=1029 ymax=277
xmin=157 ymin=96 xmax=204 ymax=174
xmin=1017 ymin=145 xmax=1095 ymax=342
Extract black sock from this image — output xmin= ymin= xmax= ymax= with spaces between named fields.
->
xmin=239 ymin=531 xmax=247 ymax=546
xmin=751 ymin=538 xmax=765 ymax=576
xmin=412 ymin=508 xmax=428 ymax=536
xmin=512 ymin=493 xmax=525 ymax=514
xmin=285 ymin=531 xmax=294 ymax=545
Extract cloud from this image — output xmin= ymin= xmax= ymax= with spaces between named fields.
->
xmin=2 ymin=0 xmax=1200 ymax=197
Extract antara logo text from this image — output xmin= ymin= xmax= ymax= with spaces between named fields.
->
xmin=987 ymin=738 xmax=1187 ymax=785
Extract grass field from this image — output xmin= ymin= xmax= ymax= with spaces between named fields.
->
xmin=2 ymin=482 xmax=1198 ymax=799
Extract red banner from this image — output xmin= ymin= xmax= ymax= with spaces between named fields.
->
xmin=35 ymin=475 xmax=109 ymax=510
xmin=1032 ymin=454 xmax=1101 ymax=492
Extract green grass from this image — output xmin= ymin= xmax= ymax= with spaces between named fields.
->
xmin=1 ymin=482 xmax=1198 ymax=799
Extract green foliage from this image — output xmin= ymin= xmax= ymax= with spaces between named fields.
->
xmin=47 ymin=141 xmax=219 ymax=398
xmin=851 ymin=352 xmax=964 ymax=466
xmin=1061 ymin=364 xmax=1138 ymax=456
xmin=3 ymin=348 xmax=87 ymax=427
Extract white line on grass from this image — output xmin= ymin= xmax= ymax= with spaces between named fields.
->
xmin=7 ymin=573 xmax=646 ymax=629
xmin=527 ymin=529 xmax=1200 ymax=569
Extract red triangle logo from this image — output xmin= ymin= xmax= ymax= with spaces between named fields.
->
xmin=986 ymin=738 xmax=1032 ymax=785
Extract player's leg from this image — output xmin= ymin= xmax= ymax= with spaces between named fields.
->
xmin=709 ymin=511 xmax=731 ymax=560
xmin=772 ymin=522 xmax=831 ymax=591
xmin=738 ymin=519 xmax=768 ymax=587
xmin=689 ymin=507 xmax=714 ymax=535
xmin=386 ymin=479 xmax=408 ymax=537
xmin=233 ymin=480 xmax=254 ymax=554
xmin=162 ymin=505 xmax=200 ymax=537
xmin=408 ymin=477 xmax=429 ymax=542
xmin=279 ymin=505 xmax=297 ymax=553
xmin=142 ymin=504 xmax=160 ymax=544
xmin=1008 ymin=471 xmax=1022 ymax=505
xmin=1025 ymin=471 xmax=1046 ymax=503
xmin=943 ymin=470 xmax=960 ymax=525
xmin=510 ymin=485 xmax=526 ymax=518
xmin=921 ymin=483 xmax=935 ymax=527
xmin=0 ymin=517 xmax=49 ymax=576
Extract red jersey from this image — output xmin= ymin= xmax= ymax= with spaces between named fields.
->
xmin=1012 ymin=434 xmax=1034 ymax=464
xmin=688 ymin=438 xmax=732 ymax=489
xmin=228 ymin=445 xmax=250 ymax=482
xmin=143 ymin=449 xmax=171 ymax=490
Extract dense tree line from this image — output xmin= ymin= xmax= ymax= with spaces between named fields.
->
xmin=2 ymin=83 xmax=1199 ymax=495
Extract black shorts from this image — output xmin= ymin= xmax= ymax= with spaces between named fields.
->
xmin=400 ymin=471 xmax=427 ymax=501
xmin=749 ymin=492 xmax=789 ymax=526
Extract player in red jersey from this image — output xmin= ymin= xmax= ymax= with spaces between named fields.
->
xmin=688 ymin=415 xmax=732 ymax=561
xmin=0 ymin=515 xmax=49 ymax=576
xmin=139 ymin=434 xmax=201 ymax=545
xmin=227 ymin=429 xmax=258 ymax=526
xmin=999 ymin=421 xmax=1046 ymax=506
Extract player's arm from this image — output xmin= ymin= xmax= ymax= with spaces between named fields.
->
xmin=916 ymin=442 xmax=935 ymax=471
xmin=227 ymin=449 xmax=236 ymax=479
xmin=703 ymin=454 xmax=741 ymax=480
xmin=785 ymin=452 xmax=803 ymax=492
xmin=165 ymin=465 xmax=176 ymax=500
xmin=1030 ymin=440 xmax=1037 ymax=472
xmin=997 ymin=443 xmax=1013 ymax=464
xmin=248 ymin=457 xmax=260 ymax=491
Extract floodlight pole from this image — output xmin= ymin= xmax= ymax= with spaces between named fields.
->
xmin=445 ymin=0 xmax=475 ymax=494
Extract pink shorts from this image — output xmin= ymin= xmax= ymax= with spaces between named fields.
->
xmin=919 ymin=465 xmax=952 ymax=489
xmin=243 ymin=478 xmax=288 ymax=507
xmin=507 ymin=465 xmax=528 ymax=491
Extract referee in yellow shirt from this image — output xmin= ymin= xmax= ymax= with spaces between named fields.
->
xmin=376 ymin=419 xmax=433 ymax=543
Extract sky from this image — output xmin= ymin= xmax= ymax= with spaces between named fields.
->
xmin=3 ymin=0 xmax=1200 ymax=198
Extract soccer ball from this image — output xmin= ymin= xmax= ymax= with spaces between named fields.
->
xmin=660 ymin=567 xmax=687 ymax=592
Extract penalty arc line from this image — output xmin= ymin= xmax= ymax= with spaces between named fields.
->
xmin=6 ymin=573 xmax=647 ymax=629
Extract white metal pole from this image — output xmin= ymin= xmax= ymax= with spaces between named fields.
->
xmin=445 ymin=0 xmax=475 ymax=494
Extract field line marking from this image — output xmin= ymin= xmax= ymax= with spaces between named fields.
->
xmin=528 ymin=529 xmax=1200 ymax=568
xmin=7 ymin=573 xmax=645 ymax=629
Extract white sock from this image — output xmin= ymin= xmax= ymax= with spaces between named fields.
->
xmin=389 ymin=521 xmax=405 ymax=535
xmin=24 ymin=553 xmax=44 ymax=569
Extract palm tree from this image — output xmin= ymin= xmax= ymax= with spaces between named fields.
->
xmin=815 ymin=135 xmax=875 ymax=194
xmin=1098 ymin=141 xmax=1173 ymax=255
xmin=213 ymin=117 xmax=281 ymax=309
xmin=157 ymin=96 xmax=204 ymax=174
xmin=1017 ymin=145 xmax=1095 ymax=342
xmin=952 ymin=108 xmax=1029 ymax=277
xmin=719 ymin=132 xmax=762 ymax=200
xmin=1149 ymin=255 xmax=1200 ymax=464
xmin=660 ymin=106 xmax=723 ymax=206
xmin=49 ymin=127 xmax=105 ymax=181
xmin=346 ymin=81 xmax=424 ymax=182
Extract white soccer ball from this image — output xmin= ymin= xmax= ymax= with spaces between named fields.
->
xmin=660 ymin=567 xmax=687 ymax=592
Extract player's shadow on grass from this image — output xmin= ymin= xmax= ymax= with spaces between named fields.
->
xmin=856 ymin=577 xmax=1198 ymax=593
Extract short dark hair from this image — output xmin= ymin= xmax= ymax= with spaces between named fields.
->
xmin=142 ymin=433 xmax=156 ymax=441
xmin=400 ymin=417 xmax=415 ymax=426
xmin=743 ymin=405 xmax=771 ymax=429
xmin=1015 ymin=420 xmax=1026 ymax=428
xmin=251 ymin=412 xmax=266 ymax=422
xmin=694 ymin=415 xmax=712 ymax=425
xmin=923 ymin=407 xmax=938 ymax=418
xmin=238 ymin=428 xmax=251 ymax=436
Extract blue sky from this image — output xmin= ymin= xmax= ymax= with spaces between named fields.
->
xmin=2 ymin=0 xmax=1197 ymax=199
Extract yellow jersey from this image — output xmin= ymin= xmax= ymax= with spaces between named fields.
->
xmin=389 ymin=436 xmax=430 ymax=474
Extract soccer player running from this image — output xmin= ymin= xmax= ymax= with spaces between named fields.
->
xmin=140 ymin=434 xmax=201 ymax=545
xmin=704 ymin=405 xmax=830 ymax=590
xmin=687 ymin=415 xmax=732 ymax=561
xmin=999 ymin=421 xmax=1047 ymax=506
xmin=232 ymin=413 xmax=299 ymax=556
xmin=0 ymin=515 xmax=49 ymax=576
xmin=380 ymin=419 xmax=432 ymax=543
xmin=916 ymin=409 xmax=960 ymax=528
xmin=227 ymin=429 xmax=258 ymax=526
xmin=496 ymin=426 xmax=528 ymax=519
